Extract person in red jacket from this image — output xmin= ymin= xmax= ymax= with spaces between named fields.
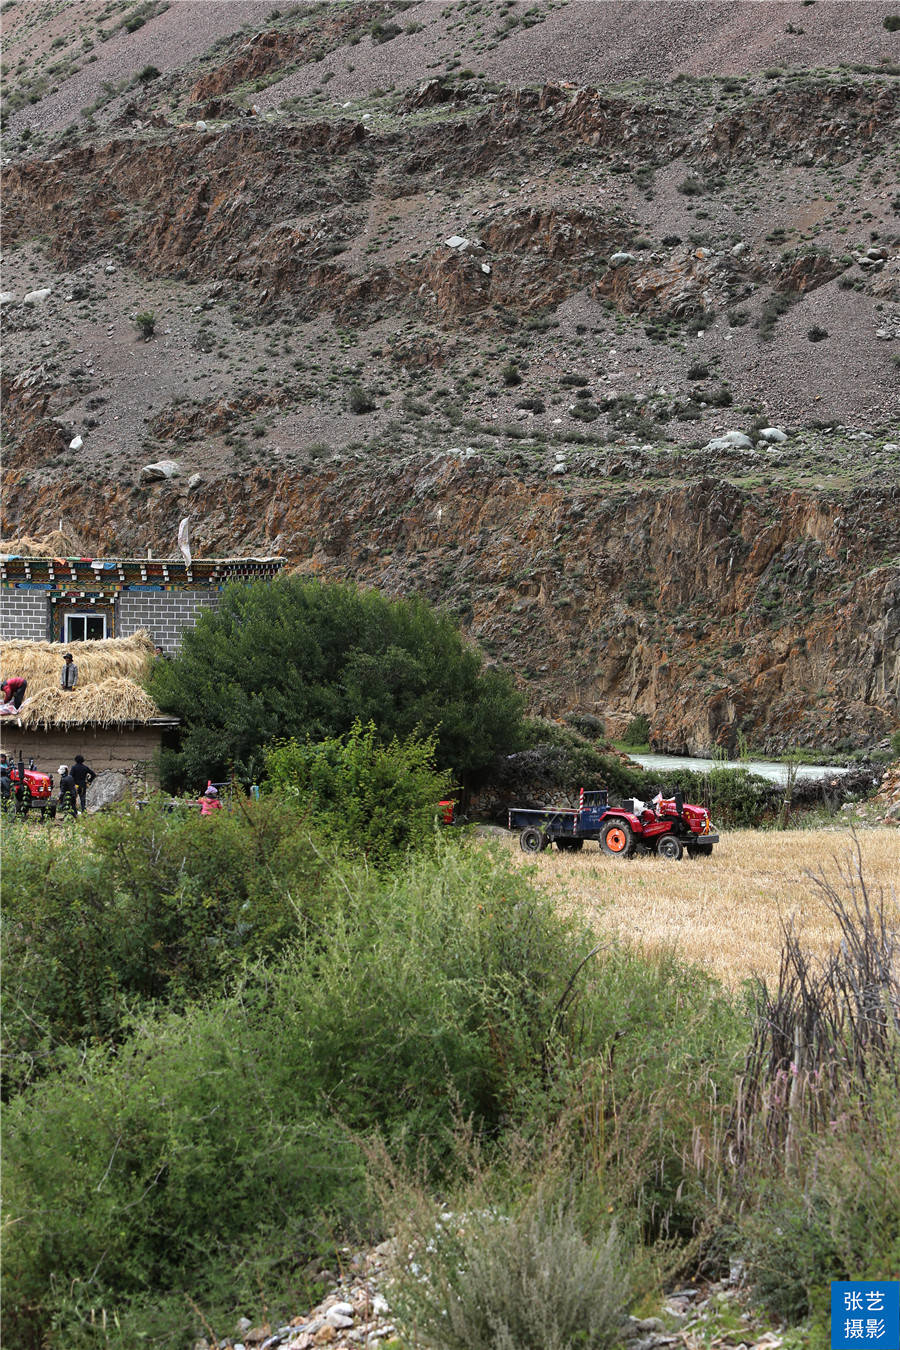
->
xmin=198 ymin=785 xmax=223 ymax=816
xmin=1 ymin=675 xmax=28 ymax=710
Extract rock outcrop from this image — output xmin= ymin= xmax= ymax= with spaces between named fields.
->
xmin=4 ymin=454 xmax=897 ymax=755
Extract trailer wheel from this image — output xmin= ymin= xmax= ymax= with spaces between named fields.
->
xmin=600 ymin=820 xmax=633 ymax=857
xmin=657 ymin=834 xmax=683 ymax=861
xmin=519 ymin=827 xmax=547 ymax=853
xmin=556 ymin=838 xmax=584 ymax=852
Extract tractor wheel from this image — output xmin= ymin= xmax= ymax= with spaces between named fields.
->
xmin=556 ymin=838 xmax=584 ymax=852
xmin=600 ymin=820 xmax=633 ymax=858
xmin=656 ymin=834 xmax=683 ymax=861
xmin=687 ymin=841 xmax=713 ymax=858
xmin=519 ymin=827 xmax=548 ymax=854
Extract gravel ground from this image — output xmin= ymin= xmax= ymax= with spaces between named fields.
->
xmin=254 ymin=0 xmax=900 ymax=109
xmin=7 ymin=0 xmax=899 ymax=139
xmin=4 ymin=0 xmax=268 ymax=136
xmin=2 ymin=2 xmax=897 ymax=480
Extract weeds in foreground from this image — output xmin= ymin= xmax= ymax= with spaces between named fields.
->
xmin=728 ymin=841 xmax=900 ymax=1319
xmin=731 ymin=837 xmax=899 ymax=1165
xmin=370 ymin=1127 xmax=633 ymax=1350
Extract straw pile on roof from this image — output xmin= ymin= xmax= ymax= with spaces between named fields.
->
xmin=19 ymin=679 xmax=163 ymax=729
xmin=1 ymin=631 xmax=166 ymax=728
xmin=0 ymin=528 xmax=82 ymax=557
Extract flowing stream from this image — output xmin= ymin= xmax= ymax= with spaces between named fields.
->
xmin=629 ymin=752 xmax=850 ymax=784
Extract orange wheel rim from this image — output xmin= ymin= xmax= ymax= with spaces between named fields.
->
xmin=607 ymin=827 xmax=627 ymax=852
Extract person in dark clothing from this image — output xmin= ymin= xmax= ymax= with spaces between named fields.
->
xmin=1 ymin=675 xmax=28 ymax=709
xmin=60 ymin=653 xmax=78 ymax=690
xmin=69 ymin=754 xmax=96 ymax=814
xmin=0 ymin=754 xmax=11 ymax=805
xmin=58 ymin=765 xmax=78 ymax=819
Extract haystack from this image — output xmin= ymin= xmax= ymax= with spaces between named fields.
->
xmin=1 ymin=631 xmax=164 ymax=728
xmin=0 ymin=528 xmax=82 ymax=557
xmin=17 ymin=679 xmax=162 ymax=730
xmin=1 ymin=630 xmax=156 ymax=692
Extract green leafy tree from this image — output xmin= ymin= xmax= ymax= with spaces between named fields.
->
xmin=149 ymin=577 xmax=525 ymax=787
xmin=265 ymin=721 xmax=454 ymax=867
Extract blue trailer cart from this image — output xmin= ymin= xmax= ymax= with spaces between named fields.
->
xmin=509 ymin=790 xmax=610 ymax=854
xmin=509 ymin=789 xmax=719 ymax=860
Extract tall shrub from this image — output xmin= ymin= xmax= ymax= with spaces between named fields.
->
xmin=1 ymin=800 xmax=335 ymax=1090
xmin=149 ymin=577 xmax=525 ymax=787
xmin=264 ymin=721 xmax=454 ymax=867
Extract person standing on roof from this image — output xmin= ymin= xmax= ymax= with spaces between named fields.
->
xmin=60 ymin=653 xmax=78 ymax=690
xmin=69 ymin=754 xmax=96 ymax=815
xmin=1 ymin=675 xmax=28 ymax=709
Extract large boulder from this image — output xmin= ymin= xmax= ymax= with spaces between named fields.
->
xmin=139 ymin=459 xmax=180 ymax=483
xmin=705 ymin=431 xmax=752 ymax=451
xmin=85 ymin=771 xmax=131 ymax=813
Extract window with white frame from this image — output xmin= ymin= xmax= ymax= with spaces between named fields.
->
xmin=64 ymin=612 xmax=107 ymax=642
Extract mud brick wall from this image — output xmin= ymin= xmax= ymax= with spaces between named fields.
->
xmin=0 ymin=590 xmax=50 ymax=641
xmin=0 ymin=724 xmax=165 ymax=778
xmin=117 ymin=590 xmax=220 ymax=652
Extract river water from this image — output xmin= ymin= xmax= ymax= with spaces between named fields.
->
xmin=629 ymin=752 xmax=850 ymax=784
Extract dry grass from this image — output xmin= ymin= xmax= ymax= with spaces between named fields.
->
xmin=17 ymin=678 xmax=162 ymax=729
xmin=0 ymin=529 xmax=81 ymax=556
xmin=505 ymin=829 xmax=900 ymax=988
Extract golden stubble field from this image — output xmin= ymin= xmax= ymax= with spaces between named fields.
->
xmin=502 ymin=827 xmax=900 ymax=988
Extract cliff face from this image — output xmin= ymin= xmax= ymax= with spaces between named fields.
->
xmin=4 ymin=452 xmax=896 ymax=755
xmin=2 ymin=5 xmax=899 ymax=755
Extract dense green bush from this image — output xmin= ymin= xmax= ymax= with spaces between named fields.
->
xmin=149 ymin=577 xmax=525 ymax=787
xmin=624 ymin=712 xmax=651 ymax=745
xmin=264 ymin=721 xmax=454 ymax=867
xmin=2 ymin=845 xmax=591 ymax=1345
xmin=1 ymin=801 xmax=335 ymax=1090
xmin=518 ymin=719 xmax=646 ymax=798
xmin=3 ymin=832 xmax=749 ymax=1348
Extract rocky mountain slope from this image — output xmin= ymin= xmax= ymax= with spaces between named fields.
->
xmin=2 ymin=0 xmax=898 ymax=753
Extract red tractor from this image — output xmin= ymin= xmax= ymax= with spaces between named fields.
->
xmin=509 ymin=788 xmax=718 ymax=861
xmin=598 ymin=791 xmax=718 ymax=860
xmin=2 ymin=756 xmax=54 ymax=821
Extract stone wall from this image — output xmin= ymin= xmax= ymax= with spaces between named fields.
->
xmin=2 ymin=587 xmax=221 ymax=652
xmin=0 ymin=589 xmax=49 ymax=641
xmin=0 ymin=724 xmax=166 ymax=777
xmin=116 ymin=590 xmax=221 ymax=652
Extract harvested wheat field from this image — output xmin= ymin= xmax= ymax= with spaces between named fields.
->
xmin=507 ymin=829 xmax=899 ymax=989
